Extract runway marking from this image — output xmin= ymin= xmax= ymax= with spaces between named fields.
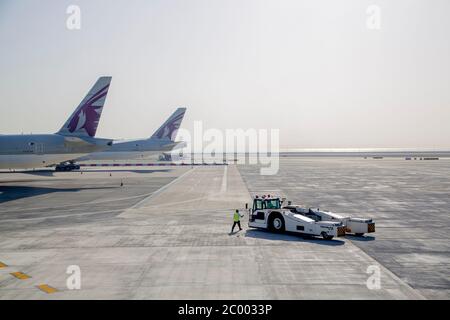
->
xmin=0 ymin=170 xmax=193 ymax=214
xmin=220 ymin=166 xmax=228 ymax=193
xmin=344 ymin=239 xmax=426 ymax=300
xmin=143 ymin=196 xmax=207 ymax=208
xmin=0 ymin=191 xmax=160 ymax=214
xmin=37 ymin=284 xmax=57 ymax=294
xmin=10 ymin=271 xmax=31 ymax=280
xmin=0 ymin=208 xmax=124 ymax=223
xmin=0 ymin=261 xmax=8 ymax=268
xmin=127 ymin=167 xmax=196 ymax=210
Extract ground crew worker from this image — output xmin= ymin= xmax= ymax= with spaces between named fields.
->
xmin=231 ymin=209 xmax=243 ymax=233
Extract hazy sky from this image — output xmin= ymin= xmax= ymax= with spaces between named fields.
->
xmin=1 ymin=0 xmax=449 ymax=149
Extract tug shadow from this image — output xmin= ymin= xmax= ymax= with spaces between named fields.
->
xmin=244 ymin=229 xmax=345 ymax=246
xmin=345 ymin=234 xmax=376 ymax=242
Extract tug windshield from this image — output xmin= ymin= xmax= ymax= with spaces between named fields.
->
xmin=253 ymin=199 xmax=264 ymax=210
xmin=265 ymin=199 xmax=281 ymax=209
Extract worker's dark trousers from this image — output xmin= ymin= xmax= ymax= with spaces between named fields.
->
xmin=231 ymin=221 xmax=242 ymax=232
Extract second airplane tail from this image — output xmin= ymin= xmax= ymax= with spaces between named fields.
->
xmin=57 ymin=76 xmax=112 ymax=138
xmin=150 ymin=107 xmax=186 ymax=141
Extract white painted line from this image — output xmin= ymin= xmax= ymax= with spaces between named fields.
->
xmin=0 ymin=209 xmax=124 ymax=223
xmin=220 ymin=166 xmax=227 ymax=193
xmin=127 ymin=167 xmax=196 ymax=210
xmin=345 ymin=239 xmax=426 ymax=300
xmin=0 ymin=192 xmax=159 ymax=214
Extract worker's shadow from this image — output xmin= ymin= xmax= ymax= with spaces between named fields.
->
xmin=244 ymin=229 xmax=345 ymax=246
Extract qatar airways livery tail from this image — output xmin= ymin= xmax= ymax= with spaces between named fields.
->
xmin=75 ymin=107 xmax=187 ymax=162
xmin=0 ymin=77 xmax=113 ymax=170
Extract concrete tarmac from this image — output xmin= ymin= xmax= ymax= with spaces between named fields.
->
xmin=0 ymin=161 xmax=442 ymax=299
xmin=239 ymin=157 xmax=450 ymax=299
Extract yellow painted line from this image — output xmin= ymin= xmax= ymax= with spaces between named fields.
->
xmin=10 ymin=271 xmax=31 ymax=280
xmin=37 ymin=284 xmax=58 ymax=294
xmin=0 ymin=262 xmax=8 ymax=268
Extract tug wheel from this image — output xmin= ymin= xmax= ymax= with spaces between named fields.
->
xmin=321 ymin=232 xmax=333 ymax=240
xmin=269 ymin=214 xmax=285 ymax=232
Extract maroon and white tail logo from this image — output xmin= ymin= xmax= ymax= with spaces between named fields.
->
xmin=67 ymin=83 xmax=109 ymax=137
xmin=154 ymin=112 xmax=185 ymax=140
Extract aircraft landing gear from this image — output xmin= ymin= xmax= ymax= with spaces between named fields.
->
xmin=55 ymin=161 xmax=80 ymax=172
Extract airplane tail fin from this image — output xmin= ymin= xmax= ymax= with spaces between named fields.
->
xmin=57 ymin=76 xmax=112 ymax=137
xmin=150 ymin=107 xmax=186 ymax=141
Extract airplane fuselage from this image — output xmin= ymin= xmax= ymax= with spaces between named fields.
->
xmin=75 ymin=138 xmax=182 ymax=161
xmin=0 ymin=134 xmax=109 ymax=169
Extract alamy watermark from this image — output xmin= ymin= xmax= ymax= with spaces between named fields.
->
xmin=66 ymin=265 xmax=81 ymax=290
xmin=172 ymin=121 xmax=280 ymax=175
xmin=66 ymin=5 xmax=81 ymax=30
xmin=366 ymin=265 xmax=381 ymax=290
xmin=366 ymin=5 xmax=381 ymax=30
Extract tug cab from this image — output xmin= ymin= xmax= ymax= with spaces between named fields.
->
xmin=249 ymin=196 xmax=284 ymax=228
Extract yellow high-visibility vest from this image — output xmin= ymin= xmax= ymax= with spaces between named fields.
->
xmin=233 ymin=212 xmax=240 ymax=222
